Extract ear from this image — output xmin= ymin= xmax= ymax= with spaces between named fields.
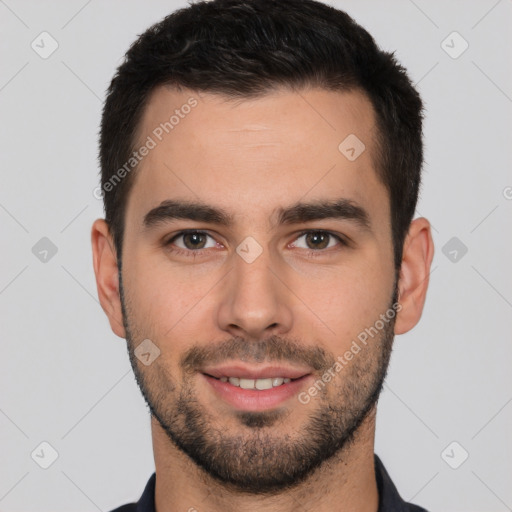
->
xmin=394 ymin=217 xmax=434 ymax=335
xmin=91 ymin=219 xmax=126 ymax=338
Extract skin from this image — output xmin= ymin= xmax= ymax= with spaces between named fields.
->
xmin=92 ymin=86 xmax=434 ymax=512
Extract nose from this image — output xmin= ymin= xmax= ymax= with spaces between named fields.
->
xmin=216 ymin=245 xmax=293 ymax=340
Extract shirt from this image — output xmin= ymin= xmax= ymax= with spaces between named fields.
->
xmin=109 ymin=454 xmax=429 ymax=512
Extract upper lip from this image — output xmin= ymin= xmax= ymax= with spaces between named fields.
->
xmin=201 ymin=363 xmax=311 ymax=380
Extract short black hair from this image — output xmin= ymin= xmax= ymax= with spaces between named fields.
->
xmin=99 ymin=0 xmax=424 ymax=269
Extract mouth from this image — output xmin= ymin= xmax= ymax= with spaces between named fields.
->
xmin=207 ymin=375 xmax=296 ymax=390
xmin=200 ymin=364 xmax=313 ymax=411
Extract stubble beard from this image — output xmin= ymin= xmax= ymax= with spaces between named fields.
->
xmin=119 ymin=274 xmax=397 ymax=494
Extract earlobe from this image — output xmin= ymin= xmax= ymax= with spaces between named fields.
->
xmin=91 ymin=219 xmax=126 ymax=338
xmin=394 ymin=217 xmax=434 ymax=335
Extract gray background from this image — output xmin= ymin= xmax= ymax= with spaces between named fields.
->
xmin=1 ymin=0 xmax=511 ymax=511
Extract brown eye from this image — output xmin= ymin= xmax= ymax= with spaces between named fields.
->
xmin=181 ymin=232 xmax=207 ymax=249
xmin=292 ymin=230 xmax=345 ymax=251
xmin=304 ymin=232 xmax=330 ymax=249
xmin=166 ymin=231 xmax=217 ymax=252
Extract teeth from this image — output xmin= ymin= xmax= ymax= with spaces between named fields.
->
xmin=255 ymin=378 xmax=273 ymax=390
xmin=239 ymin=378 xmax=255 ymax=389
xmin=224 ymin=377 xmax=292 ymax=389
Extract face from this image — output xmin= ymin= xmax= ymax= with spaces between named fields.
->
xmin=117 ymin=86 xmax=398 ymax=492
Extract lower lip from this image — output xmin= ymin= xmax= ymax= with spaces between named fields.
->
xmin=202 ymin=374 xmax=312 ymax=412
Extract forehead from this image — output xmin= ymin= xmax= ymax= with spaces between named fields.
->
xmin=137 ymin=85 xmax=377 ymax=152
xmin=126 ymin=85 xmax=386 ymax=227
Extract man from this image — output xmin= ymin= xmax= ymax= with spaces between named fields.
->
xmin=91 ymin=0 xmax=434 ymax=510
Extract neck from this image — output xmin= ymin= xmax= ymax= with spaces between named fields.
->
xmin=151 ymin=407 xmax=379 ymax=512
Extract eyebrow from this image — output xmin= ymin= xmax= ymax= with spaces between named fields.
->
xmin=143 ymin=198 xmax=371 ymax=231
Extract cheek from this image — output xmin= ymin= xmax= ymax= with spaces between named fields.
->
xmin=290 ymin=256 xmax=394 ymax=344
xmin=122 ymin=230 xmax=395 ymax=349
xmin=124 ymin=253 xmax=218 ymax=338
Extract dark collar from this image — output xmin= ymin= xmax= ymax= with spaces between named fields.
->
xmin=374 ymin=454 xmax=428 ymax=512
xmin=118 ymin=454 xmax=428 ymax=512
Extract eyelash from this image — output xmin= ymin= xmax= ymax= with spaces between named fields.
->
xmin=164 ymin=229 xmax=348 ymax=259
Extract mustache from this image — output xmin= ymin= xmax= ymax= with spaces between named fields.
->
xmin=180 ymin=335 xmax=334 ymax=374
